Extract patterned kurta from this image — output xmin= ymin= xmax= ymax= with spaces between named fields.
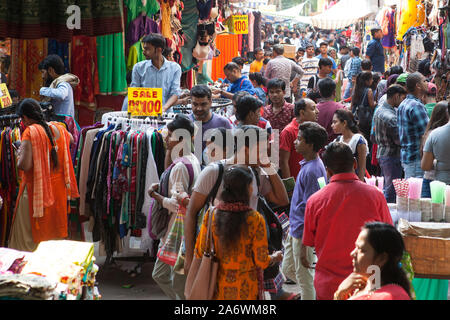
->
xmin=195 ymin=209 xmax=271 ymax=300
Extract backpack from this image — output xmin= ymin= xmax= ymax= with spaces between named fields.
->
xmin=149 ymin=157 xmax=195 ymax=240
xmin=251 ymin=167 xmax=283 ymax=280
xmin=354 ymin=89 xmax=373 ymax=137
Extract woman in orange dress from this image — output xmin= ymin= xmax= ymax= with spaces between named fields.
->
xmin=194 ymin=166 xmax=283 ymax=300
xmin=9 ymin=98 xmax=79 ymax=252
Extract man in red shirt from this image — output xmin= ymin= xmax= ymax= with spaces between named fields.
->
xmin=316 ymin=77 xmax=344 ymax=144
xmin=263 ymin=78 xmax=295 ymax=132
xmin=301 ymin=142 xmax=393 ymax=300
xmin=279 ymin=98 xmax=319 ymax=179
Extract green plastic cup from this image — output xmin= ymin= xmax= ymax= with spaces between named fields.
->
xmin=430 ymin=181 xmax=446 ymax=204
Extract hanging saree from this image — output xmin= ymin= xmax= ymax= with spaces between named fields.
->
xmin=0 ymin=0 xmax=123 ymax=42
xmin=96 ymin=33 xmax=127 ymax=95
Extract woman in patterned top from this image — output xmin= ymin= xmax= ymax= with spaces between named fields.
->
xmin=194 ymin=166 xmax=283 ymax=300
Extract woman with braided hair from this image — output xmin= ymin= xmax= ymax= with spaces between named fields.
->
xmin=8 ymin=98 xmax=79 ymax=252
xmin=194 ymin=165 xmax=283 ymax=300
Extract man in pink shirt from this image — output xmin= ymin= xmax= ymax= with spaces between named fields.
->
xmin=316 ymin=77 xmax=344 ymax=144
xmin=301 ymin=142 xmax=393 ymax=300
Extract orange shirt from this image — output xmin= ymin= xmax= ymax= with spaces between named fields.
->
xmin=250 ymin=60 xmax=263 ymax=73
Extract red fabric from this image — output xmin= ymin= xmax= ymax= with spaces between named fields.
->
xmin=72 ymin=36 xmax=100 ymax=110
xmin=350 ymin=284 xmax=411 ymax=300
xmin=279 ymin=118 xmax=303 ymax=178
xmin=316 ymin=100 xmax=345 ymax=145
xmin=302 ymin=172 xmax=393 ymax=300
xmin=371 ymin=143 xmax=379 ymax=166
xmin=262 ymin=102 xmax=295 ymax=132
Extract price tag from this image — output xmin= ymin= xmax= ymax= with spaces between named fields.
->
xmin=128 ymin=87 xmax=163 ymax=117
xmin=231 ymin=15 xmax=248 ymax=35
xmin=0 ymin=84 xmax=12 ymax=108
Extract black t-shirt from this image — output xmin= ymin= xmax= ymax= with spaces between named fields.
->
xmin=0 ymin=73 xmax=6 ymax=84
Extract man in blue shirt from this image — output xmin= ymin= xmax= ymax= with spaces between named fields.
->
xmin=397 ymin=72 xmax=429 ymax=178
xmin=213 ymin=62 xmax=256 ymax=99
xmin=343 ymin=47 xmax=362 ymax=99
xmin=365 ymin=27 xmax=385 ymax=74
xmin=288 ymin=121 xmax=328 ymax=300
xmin=315 ymin=41 xmax=337 ymax=77
xmin=39 ymin=54 xmax=79 ymax=118
xmin=129 ymin=33 xmax=182 ymax=113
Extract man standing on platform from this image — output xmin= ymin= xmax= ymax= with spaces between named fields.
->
xmin=130 ymin=33 xmax=182 ymax=113
xmin=365 ymin=27 xmax=386 ymax=75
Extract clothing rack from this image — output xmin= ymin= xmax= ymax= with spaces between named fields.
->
xmin=98 ymin=111 xmax=163 ymax=271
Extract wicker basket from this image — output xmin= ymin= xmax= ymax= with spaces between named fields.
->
xmin=399 ymin=219 xmax=450 ymax=278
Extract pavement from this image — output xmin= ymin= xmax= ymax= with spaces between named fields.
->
xmin=95 ymin=256 xmax=300 ymax=300
xmin=95 ymin=256 xmax=450 ymax=300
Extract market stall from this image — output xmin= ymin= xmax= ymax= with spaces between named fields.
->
xmin=0 ymin=240 xmax=100 ymax=300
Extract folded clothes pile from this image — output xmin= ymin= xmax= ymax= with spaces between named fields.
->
xmin=0 ymin=273 xmax=57 ymax=300
xmin=0 ymin=240 xmax=100 ymax=300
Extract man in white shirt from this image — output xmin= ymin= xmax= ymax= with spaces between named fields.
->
xmin=296 ymin=43 xmax=320 ymax=101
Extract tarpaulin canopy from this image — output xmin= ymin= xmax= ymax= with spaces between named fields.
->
xmin=311 ymin=0 xmax=379 ymax=30
xmin=260 ymin=2 xmax=312 ymax=25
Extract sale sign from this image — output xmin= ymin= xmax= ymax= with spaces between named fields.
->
xmin=128 ymin=87 xmax=163 ymax=117
xmin=230 ymin=15 xmax=248 ymax=35
xmin=0 ymin=83 xmax=12 ymax=108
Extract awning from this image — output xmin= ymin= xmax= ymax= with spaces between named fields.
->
xmin=311 ymin=0 xmax=378 ymax=30
xmin=260 ymin=2 xmax=312 ymax=25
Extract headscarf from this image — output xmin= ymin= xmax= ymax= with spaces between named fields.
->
xmin=380 ymin=74 xmax=400 ymax=97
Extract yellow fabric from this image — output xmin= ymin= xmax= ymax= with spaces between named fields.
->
xmin=194 ymin=209 xmax=271 ymax=300
xmin=160 ymin=0 xmax=173 ymax=40
xmin=397 ymin=0 xmax=425 ymax=40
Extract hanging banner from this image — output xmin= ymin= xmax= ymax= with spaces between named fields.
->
xmin=0 ymin=83 xmax=12 ymax=108
xmin=229 ymin=15 xmax=249 ymax=35
xmin=128 ymin=87 xmax=163 ymax=117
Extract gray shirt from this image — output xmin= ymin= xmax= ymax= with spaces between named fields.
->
xmin=193 ymin=159 xmax=272 ymax=210
xmin=423 ymin=123 xmax=450 ymax=184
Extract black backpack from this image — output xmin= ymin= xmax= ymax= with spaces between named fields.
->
xmin=251 ymin=167 xmax=283 ymax=280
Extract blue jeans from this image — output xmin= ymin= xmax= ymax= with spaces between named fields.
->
xmin=402 ymin=160 xmax=424 ymax=179
xmin=379 ymin=156 xmax=403 ymax=203
xmin=343 ymin=80 xmax=353 ymax=99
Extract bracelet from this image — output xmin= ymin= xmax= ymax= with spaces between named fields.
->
xmin=181 ymin=196 xmax=190 ymax=206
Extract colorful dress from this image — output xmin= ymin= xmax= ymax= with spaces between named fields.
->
xmin=194 ymin=209 xmax=271 ymax=300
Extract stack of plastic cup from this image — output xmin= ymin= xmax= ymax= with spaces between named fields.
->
xmin=430 ymin=181 xmax=446 ymax=221
xmin=420 ymin=198 xmax=432 ymax=222
xmin=445 ymin=185 xmax=450 ymax=223
xmin=407 ymin=178 xmax=422 ymax=222
xmin=377 ymin=177 xmax=384 ymax=192
xmin=365 ymin=176 xmax=377 ymax=187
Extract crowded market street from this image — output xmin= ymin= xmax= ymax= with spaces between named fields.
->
xmin=1 ymin=0 xmax=450 ymax=307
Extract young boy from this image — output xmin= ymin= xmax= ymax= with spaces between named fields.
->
xmin=287 ymin=121 xmax=328 ymax=300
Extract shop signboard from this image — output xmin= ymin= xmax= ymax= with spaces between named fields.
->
xmin=0 ymin=83 xmax=12 ymax=108
xmin=128 ymin=88 xmax=163 ymax=117
xmin=229 ymin=15 xmax=249 ymax=34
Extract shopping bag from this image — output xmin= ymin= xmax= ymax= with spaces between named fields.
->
xmin=157 ymin=209 xmax=185 ymax=266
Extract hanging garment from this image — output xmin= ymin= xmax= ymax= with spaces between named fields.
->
xmin=126 ymin=14 xmax=161 ymax=45
xmin=124 ymin=0 xmax=161 ymax=31
xmin=127 ymin=40 xmax=146 ymax=72
xmin=381 ymin=8 xmax=397 ymax=49
xmin=211 ymin=34 xmax=239 ymax=82
xmin=248 ymin=12 xmax=255 ymax=52
xmin=0 ymin=0 xmax=123 ymax=42
xmin=96 ymin=33 xmax=128 ymax=95
xmin=72 ymin=36 xmax=100 ymax=110
xmin=180 ymin=0 xmax=199 ymax=72
xmin=48 ymin=39 xmax=70 ymax=73
xmin=159 ymin=0 xmax=173 ymax=39
xmin=9 ymin=39 xmax=47 ymax=101
xmin=253 ymin=11 xmax=262 ymax=51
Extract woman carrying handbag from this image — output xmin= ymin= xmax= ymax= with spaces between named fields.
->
xmin=186 ymin=166 xmax=283 ymax=300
